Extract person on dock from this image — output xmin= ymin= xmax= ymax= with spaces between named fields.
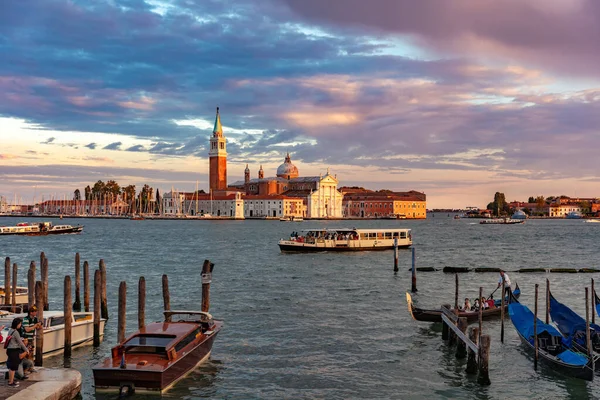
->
xmin=6 ymin=318 xmax=29 ymax=388
xmin=497 ymin=270 xmax=512 ymax=292
xmin=19 ymin=306 xmax=41 ymax=375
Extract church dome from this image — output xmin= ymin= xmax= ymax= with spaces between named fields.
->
xmin=277 ymin=153 xmax=299 ymax=179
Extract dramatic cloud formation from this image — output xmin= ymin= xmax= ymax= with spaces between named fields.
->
xmin=1 ymin=0 xmax=599 ymax=207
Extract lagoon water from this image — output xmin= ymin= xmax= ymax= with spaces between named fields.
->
xmin=1 ymin=215 xmax=600 ymax=399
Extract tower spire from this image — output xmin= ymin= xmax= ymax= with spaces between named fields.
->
xmin=213 ymin=107 xmax=223 ymax=137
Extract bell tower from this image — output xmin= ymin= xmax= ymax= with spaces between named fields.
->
xmin=244 ymin=164 xmax=250 ymax=184
xmin=209 ymin=107 xmax=227 ymax=191
xmin=258 ymin=165 xmax=264 ymax=179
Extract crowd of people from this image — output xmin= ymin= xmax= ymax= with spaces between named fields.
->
xmin=289 ymin=231 xmax=360 ymax=242
xmin=4 ymin=306 xmax=42 ymax=388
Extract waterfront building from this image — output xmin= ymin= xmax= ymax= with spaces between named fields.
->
xmin=549 ymin=203 xmax=582 ymax=218
xmin=243 ymin=195 xmax=305 ymax=218
xmin=341 ymin=189 xmax=427 ymax=219
xmin=162 ymin=191 xmax=244 ymax=218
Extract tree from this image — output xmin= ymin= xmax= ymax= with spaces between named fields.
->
xmin=488 ymin=192 xmax=508 ymax=216
xmin=155 ymin=188 xmax=161 ymax=214
xmin=535 ymin=196 xmax=546 ymax=215
xmin=105 ymin=180 xmax=121 ymax=197
xmin=122 ymin=185 xmax=136 ymax=204
xmin=138 ymin=184 xmax=152 ymax=213
xmin=84 ymin=185 xmax=91 ymax=201
xmin=91 ymin=180 xmax=105 ymax=199
xmin=528 ymin=196 xmax=535 ymax=203
xmin=580 ymin=200 xmax=591 ymax=214
xmin=74 ymin=189 xmax=81 ymax=201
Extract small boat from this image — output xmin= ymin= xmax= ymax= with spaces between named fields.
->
xmin=566 ymin=211 xmax=583 ymax=219
xmin=549 ymin=291 xmax=600 ymax=355
xmin=508 ymin=293 xmax=595 ymax=381
xmin=406 ymin=283 xmax=521 ymax=323
xmin=0 ymin=286 xmax=28 ymax=304
xmin=130 ymin=215 xmax=145 ymax=220
xmin=593 ymin=289 xmax=600 ymax=321
xmin=512 ymin=210 xmax=528 ymax=220
xmin=279 ymin=228 xmax=412 ymax=252
xmin=0 ymin=311 xmax=105 ymax=362
xmin=93 ymin=310 xmax=222 ymax=394
xmin=279 ymin=216 xmax=303 ymax=222
xmin=0 ymin=222 xmax=83 ymax=236
xmin=480 ymin=218 xmax=524 ymax=224
xmin=453 ymin=215 xmax=460 ymax=220
xmin=585 ymin=219 xmax=600 ymax=223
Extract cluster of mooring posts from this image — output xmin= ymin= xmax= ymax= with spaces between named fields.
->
xmin=394 ymin=241 xmax=417 ymax=293
xmin=3 ymin=252 xmax=109 ymax=366
xmin=440 ymin=275 xmax=492 ymax=385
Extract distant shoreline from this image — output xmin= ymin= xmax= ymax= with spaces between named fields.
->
xmin=0 ymin=214 xmax=425 ymax=221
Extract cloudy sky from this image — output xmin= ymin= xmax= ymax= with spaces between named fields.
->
xmin=2 ymin=0 xmax=600 ymax=208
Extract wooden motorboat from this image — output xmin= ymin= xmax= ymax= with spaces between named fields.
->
xmin=0 ymin=311 xmax=106 ymax=362
xmin=406 ymin=283 xmax=521 ymax=323
xmin=93 ymin=310 xmax=222 ymax=394
xmin=279 ymin=228 xmax=412 ymax=252
xmin=509 ymin=293 xmax=595 ymax=381
xmin=0 ymin=222 xmax=83 ymax=236
xmin=0 ymin=286 xmax=28 ymax=304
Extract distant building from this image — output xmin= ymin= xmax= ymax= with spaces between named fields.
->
xmin=549 ymin=203 xmax=581 ymax=217
xmin=243 ymin=195 xmax=305 ymax=218
xmin=162 ymin=191 xmax=244 ymax=218
xmin=341 ymin=189 xmax=427 ymax=219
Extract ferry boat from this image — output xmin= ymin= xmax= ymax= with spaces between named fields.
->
xmin=0 ymin=222 xmax=84 ymax=236
xmin=278 ymin=228 xmax=412 ymax=252
xmin=0 ymin=311 xmax=106 ymax=362
xmin=93 ymin=310 xmax=222 ymax=394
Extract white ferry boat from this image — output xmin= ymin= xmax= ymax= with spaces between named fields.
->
xmin=0 ymin=221 xmax=84 ymax=236
xmin=479 ymin=218 xmax=524 ymax=225
xmin=0 ymin=311 xmax=106 ymax=362
xmin=278 ymin=228 xmax=412 ymax=252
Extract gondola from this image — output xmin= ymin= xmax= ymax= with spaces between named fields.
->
xmin=406 ymin=282 xmax=520 ymax=323
xmin=594 ymin=289 xmax=600 ymax=321
xmin=549 ymin=290 xmax=600 ymax=355
xmin=508 ymin=291 xmax=595 ymax=381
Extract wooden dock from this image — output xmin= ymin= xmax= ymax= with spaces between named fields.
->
xmin=0 ymin=368 xmax=81 ymax=399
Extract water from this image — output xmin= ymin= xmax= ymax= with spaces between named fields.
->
xmin=1 ymin=216 xmax=600 ymax=399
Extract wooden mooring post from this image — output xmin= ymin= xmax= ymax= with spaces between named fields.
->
xmin=118 ymin=281 xmax=126 ymax=343
xmin=411 ymin=247 xmax=417 ymax=293
xmin=393 ymin=238 xmax=398 ymax=273
xmin=138 ymin=277 xmax=146 ymax=329
xmin=454 ymin=274 xmax=459 ymax=310
xmin=42 ymin=257 xmax=49 ymax=311
xmin=546 ymin=279 xmax=550 ymax=324
xmin=73 ymin=253 xmax=81 ymax=311
xmin=83 ymin=261 xmax=90 ymax=312
xmin=64 ymin=276 xmax=72 ymax=359
xmin=201 ymin=260 xmax=213 ymax=312
xmin=592 ymin=279 xmax=596 ymax=325
xmin=93 ymin=269 xmax=101 ymax=347
xmin=466 ymin=327 xmax=479 ymax=374
xmin=4 ymin=257 xmax=10 ymax=306
xmin=99 ymin=259 xmax=108 ymax=320
xmin=162 ymin=274 xmax=171 ymax=321
xmin=35 ymin=281 xmax=44 ymax=366
xmin=534 ymin=283 xmax=539 ymax=370
xmin=500 ymin=276 xmax=505 ymax=343
xmin=11 ymin=263 xmax=17 ymax=313
xmin=28 ymin=266 xmax=35 ymax=309
xmin=440 ymin=304 xmax=491 ymax=385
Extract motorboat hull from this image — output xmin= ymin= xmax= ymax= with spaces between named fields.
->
xmin=93 ymin=328 xmax=219 ymax=393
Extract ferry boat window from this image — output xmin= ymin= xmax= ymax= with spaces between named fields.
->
xmin=74 ymin=314 xmax=92 ymax=322
xmin=400 ymin=232 xmax=407 ymax=239
xmin=50 ymin=316 xmax=65 ymax=327
xmin=175 ymin=328 xmax=202 ymax=352
xmin=384 ymin=232 xmax=392 ymax=238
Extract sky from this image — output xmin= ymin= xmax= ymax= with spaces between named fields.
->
xmin=2 ymin=0 xmax=600 ymax=209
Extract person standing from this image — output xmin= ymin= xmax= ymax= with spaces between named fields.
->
xmin=6 ymin=318 xmax=29 ymax=387
xmin=497 ymin=270 xmax=512 ymax=291
xmin=20 ymin=306 xmax=41 ymax=375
